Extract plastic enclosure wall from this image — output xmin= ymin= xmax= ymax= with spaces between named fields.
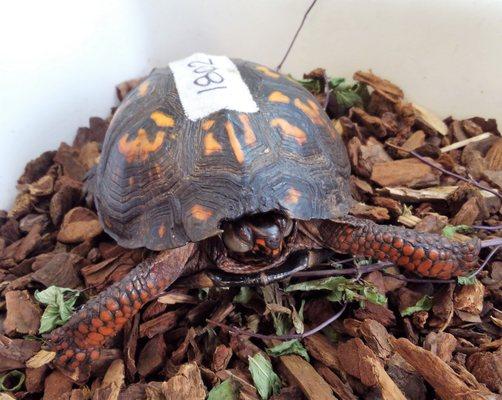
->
xmin=1 ymin=0 xmax=501 ymax=209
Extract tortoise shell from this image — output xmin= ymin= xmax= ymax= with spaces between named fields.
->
xmin=95 ymin=57 xmax=351 ymax=250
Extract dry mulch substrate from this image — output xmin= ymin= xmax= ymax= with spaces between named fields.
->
xmin=0 ymin=69 xmax=501 ymax=400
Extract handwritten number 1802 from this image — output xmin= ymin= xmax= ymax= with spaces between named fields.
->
xmin=187 ymin=59 xmax=227 ymax=94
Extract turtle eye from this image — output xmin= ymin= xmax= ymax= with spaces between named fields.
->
xmin=222 ymin=223 xmax=254 ymax=253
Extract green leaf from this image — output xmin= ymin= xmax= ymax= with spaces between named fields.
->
xmin=0 ymin=370 xmax=25 ymax=392
xmin=34 ymin=286 xmax=80 ymax=334
xmin=335 ymin=88 xmax=363 ymax=109
xmin=286 ymin=277 xmax=387 ymax=307
xmin=441 ymin=224 xmax=473 ymax=239
xmin=234 ymin=287 xmax=253 ymax=304
xmin=286 ymin=276 xmax=349 ymax=292
xmin=266 ymin=339 xmax=310 ymax=362
xmin=296 ymin=78 xmax=322 ymax=94
xmin=248 ymin=353 xmax=281 ymax=400
xmin=328 ymin=77 xmax=345 ymax=89
xmin=291 ymin=300 xmax=305 ymax=335
xmin=400 ymin=295 xmax=433 ymax=317
xmin=457 ymin=276 xmax=477 ymax=285
xmin=208 ymin=378 xmax=240 ymax=400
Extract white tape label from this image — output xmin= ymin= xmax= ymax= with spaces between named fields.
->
xmin=169 ymin=53 xmax=259 ymax=121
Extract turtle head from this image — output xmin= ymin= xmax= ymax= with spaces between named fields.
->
xmin=221 ymin=211 xmax=293 ymax=261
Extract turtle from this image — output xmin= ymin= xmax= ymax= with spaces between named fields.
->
xmin=47 ymin=54 xmax=480 ymax=378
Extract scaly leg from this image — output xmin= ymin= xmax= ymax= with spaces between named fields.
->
xmin=301 ymin=218 xmax=480 ymax=279
xmin=46 ymin=243 xmax=195 ymax=378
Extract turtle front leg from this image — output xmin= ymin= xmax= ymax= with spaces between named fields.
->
xmin=301 ymin=218 xmax=481 ymax=279
xmin=46 ymin=243 xmax=196 ymax=379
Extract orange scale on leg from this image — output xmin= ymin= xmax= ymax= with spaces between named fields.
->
xmin=442 ymin=262 xmax=454 ymax=275
xmin=121 ymin=305 xmax=132 ymax=316
xmin=115 ymin=316 xmax=128 ymax=325
xmin=119 ymin=293 xmax=131 ymax=305
xmin=75 ymin=352 xmax=86 ymax=362
xmin=90 ymin=350 xmax=100 ymax=361
xmin=397 ymin=256 xmax=410 ymax=266
xmin=381 ymin=244 xmax=391 ymax=253
xmin=429 ymin=262 xmax=445 ymax=276
xmin=88 ymin=331 xmax=104 ymax=342
xmin=74 ymin=337 xmax=86 ymax=348
xmin=437 ymin=270 xmax=452 ymax=279
xmin=393 ymin=238 xmax=404 ymax=248
xmin=382 ymin=232 xmax=393 ymax=243
xmin=100 ymin=310 xmax=113 ymax=322
xmin=412 ymin=248 xmax=425 ymax=260
xmin=428 ymin=250 xmax=439 ymax=261
xmin=139 ymin=291 xmax=149 ymax=301
xmin=371 ymin=242 xmax=381 ymax=251
xmin=69 ymin=361 xmax=80 ymax=370
xmin=78 ymin=323 xmax=89 ymax=334
xmin=402 ymin=244 xmax=414 ymax=256
xmin=98 ymin=326 xmax=115 ymax=336
xmin=106 ymin=298 xmax=120 ymax=312
xmin=133 ymin=300 xmax=142 ymax=310
xmin=91 ymin=318 xmax=104 ymax=328
xmin=417 ymin=260 xmax=432 ymax=275
xmin=57 ymin=355 xmax=68 ymax=364
xmin=350 ymin=243 xmax=359 ymax=253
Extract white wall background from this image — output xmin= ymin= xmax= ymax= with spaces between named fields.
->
xmin=1 ymin=0 xmax=501 ymax=209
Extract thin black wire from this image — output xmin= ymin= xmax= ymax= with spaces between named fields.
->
xmin=276 ymin=0 xmax=319 ymax=72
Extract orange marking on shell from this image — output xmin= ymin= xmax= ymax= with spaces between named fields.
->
xmin=190 ymin=204 xmax=213 ymax=221
xmin=204 ymin=132 xmax=223 ymax=155
xmin=150 ymin=111 xmax=175 ymax=127
xmin=239 ymin=114 xmax=257 ymax=145
xmin=255 ymin=65 xmax=280 ymax=78
xmin=294 ymin=98 xmax=324 ymax=126
xmin=158 ymin=224 xmax=166 ymax=238
xmin=269 ymin=91 xmax=290 ymax=103
xmin=138 ymin=80 xmax=149 ymax=96
xmin=202 ymin=119 xmax=215 ymax=130
xmin=284 ymin=188 xmax=301 ymax=205
xmin=271 ymin=118 xmax=307 ymax=145
xmin=225 ymin=121 xmax=245 ymax=163
xmin=118 ymin=129 xmax=165 ymax=163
